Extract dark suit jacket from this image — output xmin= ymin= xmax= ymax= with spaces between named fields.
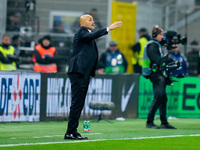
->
xmin=68 ymin=26 xmax=108 ymax=77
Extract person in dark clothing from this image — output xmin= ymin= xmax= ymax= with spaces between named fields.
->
xmin=187 ymin=40 xmax=199 ymax=76
xmin=131 ymin=28 xmax=150 ymax=74
xmin=142 ymin=25 xmax=177 ymax=129
xmin=170 ymin=44 xmax=188 ymax=76
xmin=11 ymin=35 xmax=21 ymax=69
xmin=89 ymin=8 xmax=102 ymax=31
xmin=12 ymin=35 xmax=21 ymax=55
xmin=33 ymin=35 xmax=57 ymax=73
xmin=64 ymin=14 xmax=122 ymax=140
xmin=97 ymin=40 xmax=128 ymax=74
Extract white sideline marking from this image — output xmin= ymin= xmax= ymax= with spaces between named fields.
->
xmin=14 ymin=133 xmax=102 ymax=139
xmin=1 ymin=134 xmax=200 ymax=147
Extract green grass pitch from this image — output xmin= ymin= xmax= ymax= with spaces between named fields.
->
xmin=0 ymin=118 xmax=200 ymax=150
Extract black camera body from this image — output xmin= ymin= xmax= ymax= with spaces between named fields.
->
xmin=159 ymin=53 xmax=188 ymax=85
xmin=162 ymin=31 xmax=187 ymax=50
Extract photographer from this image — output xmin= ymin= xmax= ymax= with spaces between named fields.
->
xmin=142 ymin=25 xmax=177 ymax=129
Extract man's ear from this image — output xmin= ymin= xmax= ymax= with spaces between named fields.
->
xmin=80 ymin=22 xmax=84 ymax=27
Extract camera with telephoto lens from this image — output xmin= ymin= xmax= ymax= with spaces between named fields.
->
xmin=160 ymin=55 xmax=188 ymax=85
xmin=162 ymin=31 xmax=187 ymax=50
xmin=160 ymin=60 xmax=181 ymax=85
xmin=159 ymin=58 xmax=181 ymax=76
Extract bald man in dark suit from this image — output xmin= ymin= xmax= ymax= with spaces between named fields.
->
xmin=64 ymin=14 xmax=122 ymax=140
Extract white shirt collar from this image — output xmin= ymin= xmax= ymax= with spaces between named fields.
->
xmin=88 ymin=29 xmax=91 ymax=33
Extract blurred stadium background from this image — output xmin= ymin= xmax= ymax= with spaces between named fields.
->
xmin=1 ymin=0 xmax=200 ymax=73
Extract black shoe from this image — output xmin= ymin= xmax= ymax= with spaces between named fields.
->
xmin=64 ymin=133 xmax=77 ymax=140
xmin=64 ymin=132 xmax=88 ymax=140
xmin=146 ymin=123 xmax=160 ymax=129
xmin=161 ymin=124 xmax=177 ymax=129
xmin=76 ymin=132 xmax=88 ymax=140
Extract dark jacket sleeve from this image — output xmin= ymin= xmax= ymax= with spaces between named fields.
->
xmin=97 ymin=52 xmax=106 ymax=69
xmin=34 ymin=50 xmax=55 ymax=64
xmin=122 ymin=53 xmax=128 ymax=72
xmin=131 ymin=42 xmax=140 ymax=53
xmin=45 ymin=51 xmax=58 ymax=63
xmin=0 ymin=52 xmax=14 ymax=64
xmin=79 ymin=27 xmax=108 ymax=41
xmin=181 ymin=54 xmax=188 ymax=74
xmin=147 ymin=43 xmax=168 ymax=66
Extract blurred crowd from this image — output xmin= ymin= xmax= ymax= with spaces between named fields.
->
xmin=3 ymin=5 xmax=200 ymax=76
xmin=1 ymin=29 xmax=200 ymax=77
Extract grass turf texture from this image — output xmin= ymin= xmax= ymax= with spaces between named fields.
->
xmin=0 ymin=118 xmax=200 ymax=150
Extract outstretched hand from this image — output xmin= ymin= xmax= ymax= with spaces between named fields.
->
xmin=108 ymin=21 xmax=122 ymax=31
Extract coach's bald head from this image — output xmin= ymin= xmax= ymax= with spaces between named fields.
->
xmin=80 ymin=14 xmax=95 ymax=30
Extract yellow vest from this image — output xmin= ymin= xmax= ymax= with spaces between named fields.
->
xmin=132 ymin=37 xmax=148 ymax=66
xmin=0 ymin=45 xmax=16 ymax=71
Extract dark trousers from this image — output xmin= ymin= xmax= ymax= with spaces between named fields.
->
xmin=66 ymin=73 xmax=90 ymax=134
xmin=147 ymin=72 xmax=168 ymax=125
